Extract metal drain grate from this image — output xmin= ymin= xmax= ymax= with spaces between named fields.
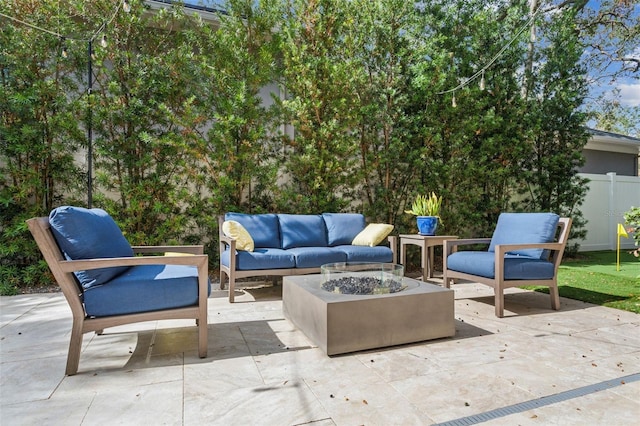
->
xmin=432 ymin=372 xmax=640 ymax=426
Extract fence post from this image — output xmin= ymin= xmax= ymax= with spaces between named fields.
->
xmin=607 ymin=172 xmax=617 ymax=250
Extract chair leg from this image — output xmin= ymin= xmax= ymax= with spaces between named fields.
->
xmin=66 ymin=318 xmax=84 ymax=375
xmin=442 ymin=268 xmax=455 ymax=288
xmin=550 ymin=285 xmax=560 ymax=310
xmin=495 ymin=289 xmax=505 ymax=318
xmin=228 ymin=274 xmax=235 ymax=303
xmin=198 ymin=318 xmax=207 ymax=358
xmin=219 ymin=270 xmax=226 ymax=290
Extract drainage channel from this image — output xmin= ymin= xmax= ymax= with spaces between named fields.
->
xmin=432 ymin=372 xmax=640 ymax=426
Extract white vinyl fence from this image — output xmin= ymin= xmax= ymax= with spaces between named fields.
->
xmin=576 ymin=172 xmax=640 ymax=251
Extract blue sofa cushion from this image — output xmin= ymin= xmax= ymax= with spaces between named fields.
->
xmin=278 ymin=214 xmax=327 ymax=249
xmin=83 ymin=264 xmax=208 ymax=317
xmin=221 ymin=248 xmax=295 ymax=270
xmin=333 ymin=245 xmax=394 ymax=263
xmin=225 ymin=213 xmax=280 ymax=248
xmin=322 ymin=213 xmax=366 ymax=246
xmin=288 ymin=247 xmax=347 ymax=268
xmin=48 ymin=206 xmax=134 ymax=289
xmin=488 ymin=213 xmax=559 ymax=259
xmin=447 ymin=251 xmax=555 ymax=280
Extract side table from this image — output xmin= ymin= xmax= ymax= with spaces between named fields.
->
xmin=399 ymin=234 xmax=458 ymax=281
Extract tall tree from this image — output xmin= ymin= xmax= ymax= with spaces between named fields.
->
xmin=276 ymin=0 xmax=362 ymax=213
xmin=89 ymin=1 xmax=207 ymax=244
xmin=196 ymin=0 xmax=282 ymax=216
xmin=518 ymin=4 xmax=590 ymax=249
xmin=412 ymin=0 xmax=531 ymax=237
xmin=1 ymin=0 xmax=85 ymax=292
xmin=349 ymin=0 xmax=423 ymax=224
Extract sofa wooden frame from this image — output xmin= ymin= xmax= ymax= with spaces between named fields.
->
xmin=27 ymin=217 xmax=209 ymax=375
xmin=443 ymin=217 xmax=572 ymax=318
xmin=218 ymin=216 xmax=398 ymax=303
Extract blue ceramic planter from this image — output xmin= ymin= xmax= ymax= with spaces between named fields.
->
xmin=417 ymin=216 xmax=438 ymax=236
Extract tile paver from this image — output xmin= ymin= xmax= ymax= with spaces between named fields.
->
xmin=1 ymin=282 xmax=638 ymax=425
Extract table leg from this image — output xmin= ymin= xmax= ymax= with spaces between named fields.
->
xmin=427 ymin=246 xmax=435 ymax=278
xmin=420 ymin=241 xmax=428 ymax=281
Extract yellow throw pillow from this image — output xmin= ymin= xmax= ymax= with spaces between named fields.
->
xmin=222 ymin=220 xmax=254 ymax=252
xmin=352 ymin=223 xmax=394 ymax=247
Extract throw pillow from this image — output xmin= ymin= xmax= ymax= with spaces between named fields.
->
xmin=222 ymin=220 xmax=255 ymax=251
xmin=352 ymin=223 xmax=394 ymax=247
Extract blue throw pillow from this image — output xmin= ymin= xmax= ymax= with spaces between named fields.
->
xmin=49 ymin=206 xmax=134 ymax=288
xmin=488 ymin=212 xmax=560 ymax=259
xmin=322 ymin=213 xmax=366 ymax=246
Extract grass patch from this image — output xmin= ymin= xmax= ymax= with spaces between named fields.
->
xmin=529 ymin=251 xmax=640 ymax=314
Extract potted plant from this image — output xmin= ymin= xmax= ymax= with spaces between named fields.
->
xmin=405 ymin=192 xmax=443 ymax=236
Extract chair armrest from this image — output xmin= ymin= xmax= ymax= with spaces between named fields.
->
xmin=58 ymin=254 xmax=208 ymax=273
xmin=132 ymin=245 xmax=204 ymax=255
xmin=494 ymin=242 xmax=565 ymax=256
xmin=443 ymin=238 xmax=491 ymax=256
xmin=387 ymin=235 xmax=398 ymax=264
xmin=218 ymin=234 xmax=237 ymax=253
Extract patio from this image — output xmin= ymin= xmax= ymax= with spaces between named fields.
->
xmin=1 ymin=281 xmax=639 ymax=425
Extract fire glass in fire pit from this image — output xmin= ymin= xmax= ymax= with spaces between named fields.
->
xmin=320 ymin=262 xmax=405 ymax=295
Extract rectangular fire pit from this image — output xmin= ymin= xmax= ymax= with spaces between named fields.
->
xmin=282 ymin=274 xmax=455 ymax=355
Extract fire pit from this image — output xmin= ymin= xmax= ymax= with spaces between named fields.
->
xmin=320 ymin=262 xmax=405 ymax=295
xmin=283 ymin=264 xmax=455 ymax=356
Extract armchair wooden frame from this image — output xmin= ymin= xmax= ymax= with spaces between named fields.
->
xmin=27 ymin=217 xmax=209 ymax=375
xmin=443 ymin=217 xmax=572 ymax=318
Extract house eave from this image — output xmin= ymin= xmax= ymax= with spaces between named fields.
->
xmin=585 ymin=128 xmax=640 ymax=155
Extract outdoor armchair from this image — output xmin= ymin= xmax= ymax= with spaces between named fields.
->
xmin=443 ymin=213 xmax=572 ymax=318
xmin=27 ymin=206 xmax=209 ymax=375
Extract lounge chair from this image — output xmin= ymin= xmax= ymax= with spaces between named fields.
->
xmin=443 ymin=213 xmax=572 ymax=317
xmin=27 ymin=206 xmax=209 ymax=375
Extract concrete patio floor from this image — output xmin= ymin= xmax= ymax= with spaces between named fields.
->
xmin=1 ymin=280 xmax=639 ymax=425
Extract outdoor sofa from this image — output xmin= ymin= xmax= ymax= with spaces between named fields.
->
xmin=219 ymin=213 xmax=397 ymax=302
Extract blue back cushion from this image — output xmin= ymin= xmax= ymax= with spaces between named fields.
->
xmin=278 ymin=214 xmax=328 ymax=249
xmin=225 ymin=212 xmax=280 ymax=248
xmin=48 ymin=206 xmax=133 ymax=288
xmin=488 ymin=213 xmax=560 ymax=259
xmin=322 ymin=213 xmax=366 ymax=246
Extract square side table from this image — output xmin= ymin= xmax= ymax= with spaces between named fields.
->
xmin=399 ymin=234 xmax=458 ymax=281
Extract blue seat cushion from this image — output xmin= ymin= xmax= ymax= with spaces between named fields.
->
xmin=278 ymin=214 xmax=328 ymax=249
xmin=221 ymin=248 xmax=295 ymax=270
xmin=447 ymin=251 xmax=555 ymax=280
xmin=225 ymin=213 xmax=280 ymax=248
xmin=322 ymin=213 xmax=366 ymax=246
xmin=83 ymin=265 xmax=209 ymax=317
xmin=288 ymin=247 xmax=347 ymax=268
xmin=333 ymin=245 xmax=394 ymax=263
xmin=488 ymin=213 xmax=559 ymax=259
xmin=48 ymin=206 xmax=134 ymax=289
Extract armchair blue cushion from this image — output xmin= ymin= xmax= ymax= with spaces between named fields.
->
xmin=488 ymin=213 xmax=559 ymax=259
xmin=83 ymin=264 xmax=205 ymax=317
xmin=446 ymin=252 xmax=555 ymax=280
xmin=49 ymin=206 xmax=134 ymax=288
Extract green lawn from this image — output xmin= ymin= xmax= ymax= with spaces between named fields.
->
xmin=532 ymin=250 xmax=640 ymax=314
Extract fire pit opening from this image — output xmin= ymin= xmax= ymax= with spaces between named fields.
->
xmin=320 ymin=262 xmax=405 ymax=295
